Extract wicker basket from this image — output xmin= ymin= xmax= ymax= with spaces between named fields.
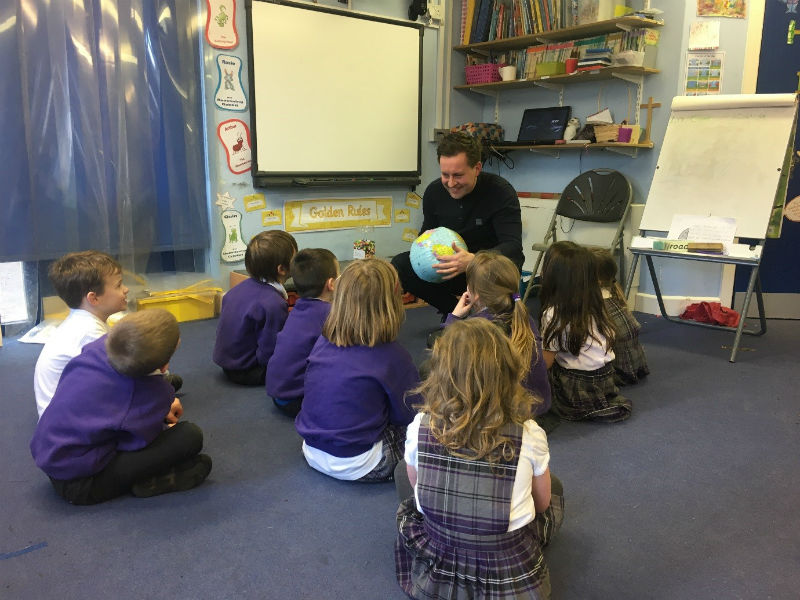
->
xmin=593 ymin=124 xmax=621 ymax=143
xmin=465 ymin=63 xmax=504 ymax=85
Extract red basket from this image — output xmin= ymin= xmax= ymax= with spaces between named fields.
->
xmin=465 ymin=63 xmax=504 ymax=85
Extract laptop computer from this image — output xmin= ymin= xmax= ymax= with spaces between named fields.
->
xmin=501 ymin=106 xmax=572 ymax=146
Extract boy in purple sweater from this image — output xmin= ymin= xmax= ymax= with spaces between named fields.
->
xmin=213 ymin=230 xmax=297 ymax=386
xmin=266 ymin=248 xmax=339 ymax=418
xmin=30 ymin=309 xmax=211 ymax=505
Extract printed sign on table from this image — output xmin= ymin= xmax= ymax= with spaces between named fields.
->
xmin=206 ymin=0 xmax=239 ymax=49
xmin=215 ymin=55 xmax=247 ymax=111
xmin=217 ymin=119 xmax=252 ymax=174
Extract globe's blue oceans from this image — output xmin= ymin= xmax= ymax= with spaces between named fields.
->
xmin=409 ymin=227 xmax=468 ymax=283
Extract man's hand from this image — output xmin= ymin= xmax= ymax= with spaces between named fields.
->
xmin=165 ymin=398 xmax=183 ymax=426
xmin=434 ymin=243 xmax=474 ymax=281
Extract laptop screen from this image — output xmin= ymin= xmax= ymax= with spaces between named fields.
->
xmin=517 ymin=106 xmax=571 ymax=142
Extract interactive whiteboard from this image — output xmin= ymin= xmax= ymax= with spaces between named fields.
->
xmin=246 ymin=0 xmax=423 ymax=186
xmin=640 ymin=94 xmax=798 ymax=239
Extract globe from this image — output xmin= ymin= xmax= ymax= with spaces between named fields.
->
xmin=409 ymin=227 xmax=468 ymax=283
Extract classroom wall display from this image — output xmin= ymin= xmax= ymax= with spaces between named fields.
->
xmin=220 ymin=209 xmax=248 ymax=262
xmin=246 ymin=0 xmax=423 ymax=186
xmin=214 ymin=55 xmax=247 ymax=111
xmin=217 ymin=118 xmax=252 ymax=174
xmin=262 ymin=209 xmax=283 ymax=227
xmin=243 ymin=193 xmax=266 ymax=212
xmin=639 ymin=94 xmax=798 ymax=239
xmin=697 ymin=0 xmax=746 ymax=18
xmin=206 ymin=0 xmax=239 ymax=49
xmin=284 ymin=198 xmax=392 ymax=233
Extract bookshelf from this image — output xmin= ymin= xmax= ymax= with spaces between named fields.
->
xmin=453 ymin=15 xmax=664 ymax=156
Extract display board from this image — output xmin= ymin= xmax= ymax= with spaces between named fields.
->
xmin=640 ymin=94 xmax=798 ymax=239
xmin=246 ymin=0 xmax=423 ymax=186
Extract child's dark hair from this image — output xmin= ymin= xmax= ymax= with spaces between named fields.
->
xmin=106 ymin=309 xmax=180 ymax=377
xmin=589 ymin=247 xmax=627 ymax=305
xmin=245 ymin=230 xmax=298 ymax=283
xmin=466 ymin=251 xmax=537 ymax=376
xmin=49 ymin=251 xmax=122 ymax=309
xmin=290 ymin=249 xmax=339 ymax=298
xmin=540 ymin=241 xmax=615 ymax=356
xmin=437 ymin=132 xmax=482 ymax=166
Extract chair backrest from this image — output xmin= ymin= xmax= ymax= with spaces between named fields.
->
xmin=555 ymin=169 xmax=632 ymax=223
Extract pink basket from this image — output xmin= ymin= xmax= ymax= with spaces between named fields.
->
xmin=465 ymin=63 xmax=504 ymax=85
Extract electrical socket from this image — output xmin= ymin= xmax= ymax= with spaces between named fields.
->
xmin=432 ymin=128 xmax=449 ymax=143
xmin=427 ymin=3 xmax=442 ymax=20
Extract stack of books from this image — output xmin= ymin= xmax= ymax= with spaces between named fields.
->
xmin=577 ymin=47 xmax=612 ymax=72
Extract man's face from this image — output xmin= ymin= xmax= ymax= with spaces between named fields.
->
xmin=439 ymin=152 xmax=481 ymax=200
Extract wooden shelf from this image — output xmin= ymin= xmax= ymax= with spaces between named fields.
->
xmin=454 ymin=16 xmax=663 ymax=55
xmin=454 ymin=66 xmax=659 ymax=92
xmin=489 ymin=142 xmax=654 ymax=151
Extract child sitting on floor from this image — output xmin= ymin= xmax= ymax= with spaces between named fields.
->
xmin=213 ymin=230 xmax=297 ymax=386
xmin=445 ymin=250 xmax=555 ymax=431
xmin=590 ymin=247 xmax=650 ymax=385
xmin=30 ymin=309 xmax=211 ymax=505
xmin=539 ymin=241 xmax=632 ymax=422
xmin=266 ymin=248 xmax=339 ymax=417
xmin=34 ymin=251 xmax=131 ymax=418
xmin=295 ymin=259 xmax=419 ymax=482
xmin=394 ymin=318 xmax=564 ymax=600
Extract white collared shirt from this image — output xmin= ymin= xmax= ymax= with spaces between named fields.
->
xmin=34 ymin=309 xmax=109 ymax=418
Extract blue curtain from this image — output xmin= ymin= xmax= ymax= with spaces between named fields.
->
xmin=0 ymin=0 xmax=209 ymax=265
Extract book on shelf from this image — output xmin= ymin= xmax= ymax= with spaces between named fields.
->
xmin=469 ymin=0 xmax=485 ymax=43
xmin=460 ymin=0 xmax=468 ymax=44
xmin=525 ymin=44 xmax=547 ymax=78
xmin=463 ymin=0 xmax=476 ymax=44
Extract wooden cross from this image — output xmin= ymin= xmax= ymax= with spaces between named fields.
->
xmin=640 ymin=96 xmax=661 ymax=145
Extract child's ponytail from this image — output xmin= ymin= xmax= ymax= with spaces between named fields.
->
xmin=509 ymin=293 xmax=537 ymax=378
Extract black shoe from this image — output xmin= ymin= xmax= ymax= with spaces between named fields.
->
xmin=426 ymin=327 xmax=445 ymax=349
xmin=131 ymin=454 xmax=212 ymax=498
xmin=164 ymin=373 xmax=183 ymax=392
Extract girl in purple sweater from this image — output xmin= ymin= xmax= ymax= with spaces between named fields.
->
xmin=443 ymin=251 xmax=555 ymax=431
xmin=295 ymin=259 xmax=419 ymax=482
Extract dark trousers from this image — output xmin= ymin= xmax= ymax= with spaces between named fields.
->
xmin=391 ymin=252 xmax=466 ymax=315
xmin=50 ymin=421 xmax=204 ymax=505
xmin=223 ymin=365 xmax=266 ymax=386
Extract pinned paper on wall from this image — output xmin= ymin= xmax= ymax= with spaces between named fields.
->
xmin=215 ymin=191 xmax=236 ymax=211
xmin=217 ymin=119 xmax=252 ymax=174
xmin=243 ymin=193 xmax=266 ymax=212
xmin=220 ymin=209 xmax=247 ymax=263
xmin=0 ymin=261 xmax=28 ymax=324
xmin=214 ymin=55 xmax=247 ymax=111
xmin=284 ymin=198 xmax=392 ymax=233
xmin=405 ymin=192 xmax=421 ymax=209
xmin=262 ymin=209 xmax=283 ymax=227
xmin=401 ymin=228 xmax=418 ymax=243
xmin=684 ymin=51 xmax=724 ymax=95
xmin=697 ymin=0 xmax=746 ymax=18
xmin=689 ymin=21 xmax=720 ymax=49
xmin=395 ymin=208 xmax=411 ymax=223
xmin=206 ymin=0 xmax=239 ymax=49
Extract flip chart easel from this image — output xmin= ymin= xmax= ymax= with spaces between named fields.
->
xmin=624 ymin=93 xmax=798 ymax=362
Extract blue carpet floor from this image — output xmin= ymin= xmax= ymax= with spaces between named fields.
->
xmin=1 ymin=307 xmax=799 ymax=599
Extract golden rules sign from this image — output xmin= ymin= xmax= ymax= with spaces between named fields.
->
xmin=285 ymin=198 xmax=392 ymax=233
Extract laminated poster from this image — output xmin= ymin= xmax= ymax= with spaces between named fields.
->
xmin=402 ymin=228 xmax=419 ymax=243
xmin=696 ymin=0 xmax=746 ymax=18
xmin=214 ymin=55 xmax=247 ymax=111
xmin=684 ymin=51 xmax=723 ymax=96
xmin=217 ymin=119 xmax=252 ymax=174
xmin=262 ymin=209 xmax=283 ymax=227
xmin=220 ymin=209 xmax=247 ymax=263
xmin=243 ymin=193 xmax=266 ymax=212
xmin=284 ymin=198 xmax=392 ymax=233
xmin=206 ymin=0 xmax=239 ymax=49
xmin=405 ymin=192 xmax=421 ymax=209
xmin=395 ymin=208 xmax=411 ymax=223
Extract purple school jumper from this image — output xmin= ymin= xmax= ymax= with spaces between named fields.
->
xmin=266 ymin=297 xmax=331 ymax=401
xmin=30 ymin=337 xmax=173 ymax=480
xmin=213 ymin=278 xmax=288 ymax=371
xmin=295 ymin=337 xmax=419 ymax=458
xmin=444 ymin=310 xmax=552 ymax=415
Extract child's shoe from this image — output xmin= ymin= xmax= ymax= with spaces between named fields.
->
xmin=131 ymin=454 xmax=212 ymax=498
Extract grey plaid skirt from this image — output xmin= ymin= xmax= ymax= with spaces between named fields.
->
xmin=550 ymin=362 xmax=632 ymax=422
xmin=605 ymin=298 xmax=650 ymax=385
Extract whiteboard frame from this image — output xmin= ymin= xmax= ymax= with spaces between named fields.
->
xmin=245 ymin=0 xmax=424 ymax=187
xmin=640 ymin=93 xmax=797 ymax=239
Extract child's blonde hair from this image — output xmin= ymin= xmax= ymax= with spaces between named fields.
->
xmin=106 ymin=309 xmax=180 ymax=377
xmin=466 ymin=251 xmax=536 ymax=377
xmin=416 ymin=319 xmax=535 ymax=463
xmin=589 ymin=247 xmax=626 ymax=305
xmin=323 ymin=258 xmax=404 ymax=347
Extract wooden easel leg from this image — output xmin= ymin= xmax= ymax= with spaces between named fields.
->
xmin=730 ymin=266 xmax=760 ymax=363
